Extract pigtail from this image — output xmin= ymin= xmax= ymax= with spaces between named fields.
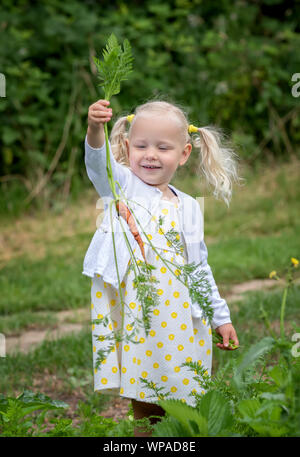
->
xmin=109 ymin=116 xmax=130 ymax=167
xmin=190 ymin=125 xmax=243 ymax=208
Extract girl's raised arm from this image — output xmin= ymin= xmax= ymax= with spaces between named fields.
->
xmin=84 ymin=99 xmax=130 ymax=198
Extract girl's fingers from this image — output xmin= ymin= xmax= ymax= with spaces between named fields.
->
xmin=91 ymin=112 xmax=112 ymax=118
xmin=90 ymin=99 xmax=111 ymax=110
xmin=97 ymin=99 xmax=110 ymax=106
xmin=230 ymin=333 xmax=239 ymax=346
xmin=90 ymin=116 xmax=111 ymax=125
xmin=214 ymin=327 xmax=239 ymax=350
xmin=216 ymin=342 xmax=229 ymax=350
xmin=215 ymin=340 xmax=238 ymax=351
xmin=91 ymin=106 xmax=112 ymax=114
xmin=92 ymin=100 xmax=109 ymax=108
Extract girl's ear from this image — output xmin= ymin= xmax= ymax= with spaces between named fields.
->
xmin=179 ymin=143 xmax=192 ymax=166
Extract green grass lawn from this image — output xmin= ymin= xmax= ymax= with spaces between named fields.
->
xmin=0 ymin=157 xmax=299 ymax=418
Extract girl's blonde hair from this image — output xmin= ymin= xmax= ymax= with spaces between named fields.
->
xmin=109 ymin=99 xmax=244 ymax=207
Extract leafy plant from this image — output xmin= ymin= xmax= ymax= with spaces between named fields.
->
xmin=0 ymin=390 xmax=69 ymax=436
xmin=148 ymin=256 xmax=300 ymax=437
xmin=93 ymin=33 xmax=134 ymax=102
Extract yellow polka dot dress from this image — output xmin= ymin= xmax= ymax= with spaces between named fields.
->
xmin=90 ymin=198 xmax=212 ymax=407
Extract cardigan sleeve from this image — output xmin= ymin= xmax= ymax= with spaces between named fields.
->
xmin=199 ymin=239 xmax=232 ymax=329
xmin=84 ymin=135 xmax=130 ymax=199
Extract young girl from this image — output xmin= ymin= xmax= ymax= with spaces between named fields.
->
xmin=83 ymin=98 xmax=241 ymax=437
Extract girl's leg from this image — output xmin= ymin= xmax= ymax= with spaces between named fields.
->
xmin=131 ymin=399 xmax=166 ymax=437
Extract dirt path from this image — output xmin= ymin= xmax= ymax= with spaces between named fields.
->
xmin=6 ymin=277 xmax=297 ymax=356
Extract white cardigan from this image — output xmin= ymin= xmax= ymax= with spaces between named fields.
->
xmin=82 ymin=134 xmax=231 ymax=329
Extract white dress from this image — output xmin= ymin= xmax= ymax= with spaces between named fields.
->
xmin=90 ymin=197 xmax=212 ymax=407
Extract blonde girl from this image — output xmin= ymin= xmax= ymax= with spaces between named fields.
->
xmin=84 ymin=98 xmax=242 ymax=437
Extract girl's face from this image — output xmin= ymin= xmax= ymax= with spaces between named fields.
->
xmin=125 ymin=114 xmax=192 ymax=191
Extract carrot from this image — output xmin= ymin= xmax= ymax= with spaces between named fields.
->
xmin=116 ymin=200 xmax=147 ymax=262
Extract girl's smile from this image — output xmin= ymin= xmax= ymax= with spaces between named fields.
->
xmin=142 ymin=165 xmax=161 ymax=170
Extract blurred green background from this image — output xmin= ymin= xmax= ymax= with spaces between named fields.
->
xmin=0 ymin=1 xmax=300 ymax=429
xmin=0 ymin=0 xmax=300 ymax=217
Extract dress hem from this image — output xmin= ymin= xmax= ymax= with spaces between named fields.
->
xmin=94 ymin=387 xmax=163 ymax=404
xmin=94 ymin=388 xmax=197 ymax=406
xmin=82 ymin=269 xmax=116 ymax=286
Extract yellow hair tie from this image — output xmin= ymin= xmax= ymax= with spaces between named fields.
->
xmin=188 ymin=124 xmax=198 ymax=134
xmin=127 ymin=114 xmax=135 ymax=123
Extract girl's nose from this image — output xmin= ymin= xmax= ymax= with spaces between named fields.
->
xmin=145 ymin=147 xmax=158 ymax=159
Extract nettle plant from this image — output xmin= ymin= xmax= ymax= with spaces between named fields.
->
xmin=90 ymin=34 xmax=234 ymax=392
xmin=149 ymin=257 xmax=300 ymax=437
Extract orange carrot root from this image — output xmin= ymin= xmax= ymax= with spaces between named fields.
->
xmin=116 ymin=200 xmax=146 ymax=262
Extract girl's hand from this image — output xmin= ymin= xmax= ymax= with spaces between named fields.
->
xmin=213 ymin=323 xmax=239 ymax=350
xmin=88 ymin=99 xmax=113 ymax=131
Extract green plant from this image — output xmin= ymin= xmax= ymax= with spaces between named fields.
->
xmin=0 ymin=390 xmax=69 ymax=436
xmin=148 ymin=256 xmax=300 ymax=437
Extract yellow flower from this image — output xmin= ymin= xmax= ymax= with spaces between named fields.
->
xmin=291 ymin=257 xmax=299 ymax=267
xmin=269 ymin=270 xmax=277 ymax=279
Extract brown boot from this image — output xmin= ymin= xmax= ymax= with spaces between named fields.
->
xmin=131 ymin=399 xmax=166 ymax=437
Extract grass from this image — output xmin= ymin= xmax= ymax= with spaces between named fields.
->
xmin=0 ymin=327 xmax=111 ymax=418
xmin=190 ymin=156 xmax=300 ymax=240
xmin=0 ymin=327 xmax=93 ymax=393
xmin=0 ymin=240 xmax=90 ymax=316
xmin=0 ymin=156 xmax=299 ymax=423
xmin=1 ymin=216 xmax=298 ymax=324
xmin=0 ymin=310 xmax=59 ymax=335
xmin=208 ymin=227 xmax=300 ymax=284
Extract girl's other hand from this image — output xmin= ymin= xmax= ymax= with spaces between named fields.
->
xmin=88 ymin=99 xmax=113 ymax=130
xmin=214 ymin=323 xmax=239 ymax=350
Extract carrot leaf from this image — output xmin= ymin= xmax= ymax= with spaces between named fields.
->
xmin=93 ymin=33 xmax=134 ymax=101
